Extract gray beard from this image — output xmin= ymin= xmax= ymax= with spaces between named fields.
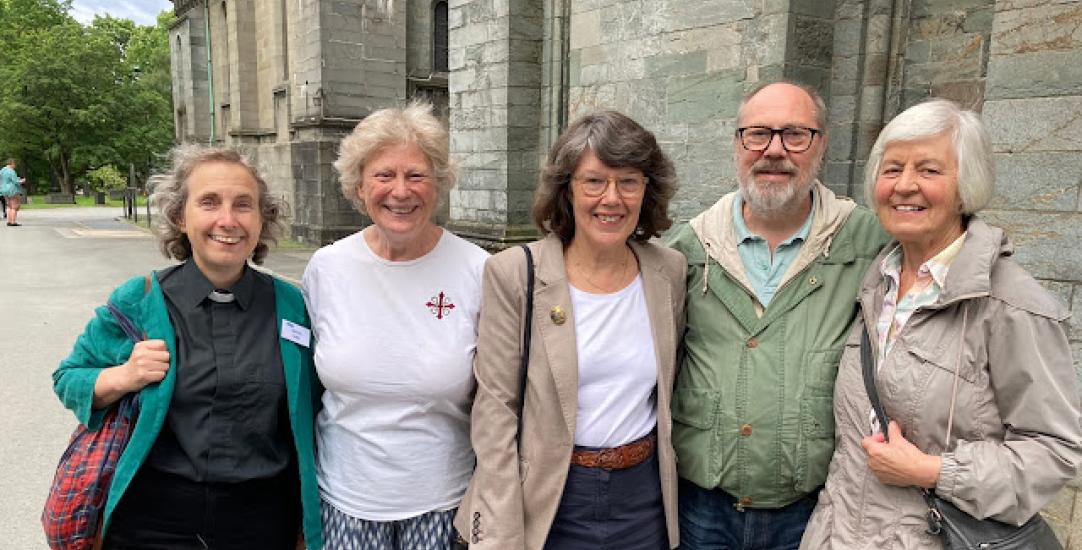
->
xmin=738 ymin=173 xmax=815 ymax=217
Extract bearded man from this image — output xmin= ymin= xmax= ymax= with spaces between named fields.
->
xmin=666 ymin=81 xmax=889 ymax=550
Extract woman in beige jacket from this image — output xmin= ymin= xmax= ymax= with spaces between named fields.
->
xmin=801 ymin=99 xmax=1082 ymax=548
xmin=454 ymin=111 xmax=686 ymax=550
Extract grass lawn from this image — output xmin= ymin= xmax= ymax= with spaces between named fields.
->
xmin=21 ymin=194 xmax=148 ymax=210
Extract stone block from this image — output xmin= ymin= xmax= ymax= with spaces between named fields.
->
xmin=832 ymin=18 xmax=864 ymax=58
xmin=930 ymin=80 xmax=985 ymax=111
xmin=791 ymin=0 xmax=836 ymax=19
xmin=928 ymin=33 xmax=986 ymax=69
xmin=824 ymin=161 xmax=859 ymax=196
xmin=963 ymin=6 xmax=995 ymax=33
xmin=826 ymin=124 xmax=856 ymax=162
xmin=984 ymin=96 xmax=1082 ymax=153
xmin=660 ymin=26 xmax=743 ymax=56
xmin=642 ymin=0 xmax=754 ymax=34
xmin=570 ymin=9 xmax=602 ymax=50
xmin=988 ymin=152 xmax=1082 ymax=211
xmin=645 ymin=51 xmax=708 ymax=78
xmin=706 ymin=45 xmax=743 ymax=72
xmin=609 ymin=56 xmax=646 ymax=81
xmin=568 ymin=49 xmax=582 ymax=87
xmin=791 ymin=16 xmax=835 ymax=67
xmin=598 ymin=8 xmax=643 ymax=44
xmin=990 ymin=2 xmax=1082 ymax=56
xmin=578 ymin=44 xmax=607 ymax=67
xmin=987 ymin=50 xmax=1082 ymax=100
xmin=911 ymin=0 xmax=994 ymax=17
xmin=830 ymin=55 xmax=862 ymax=96
xmin=665 ymin=71 xmax=744 ymax=124
xmin=996 ymin=0 xmax=1080 ymax=11
xmin=980 ymin=210 xmax=1082 ymax=281
xmin=914 ymin=12 xmax=968 ymax=40
xmin=829 ymin=94 xmax=857 ymax=125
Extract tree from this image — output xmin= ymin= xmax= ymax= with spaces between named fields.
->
xmin=0 ymin=0 xmax=174 ymax=194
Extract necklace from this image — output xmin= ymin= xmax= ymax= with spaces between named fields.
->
xmin=569 ymin=246 xmax=635 ymax=293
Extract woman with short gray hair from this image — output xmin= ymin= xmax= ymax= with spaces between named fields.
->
xmin=52 ymin=144 xmax=323 ymax=549
xmin=801 ymin=99 xmax=1082 ymax=549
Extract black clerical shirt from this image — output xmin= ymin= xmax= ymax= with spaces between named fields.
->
xmin=146 ymin=261 xmax=294 ymax=483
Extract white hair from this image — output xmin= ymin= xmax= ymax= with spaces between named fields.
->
xmin=864 ymin=98 xmax=994 ymax=214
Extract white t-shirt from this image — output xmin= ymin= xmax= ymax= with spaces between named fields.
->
xmin=302 ymin=229 xmax=488 ymax=521
xmin=569 ymin=275 xmax=658 ymax=448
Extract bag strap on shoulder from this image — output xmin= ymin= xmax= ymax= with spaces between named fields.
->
xmin=518 ymin=245 xmax=535 ymax=436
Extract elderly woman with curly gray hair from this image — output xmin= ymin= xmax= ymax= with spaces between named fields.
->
xmin=301 ymin=102 xmax=489 ymax=549
xmin=800 ymin=99 xmax=1082 ymax=549
xmin=52 ymin=145 xmax=323 ymax=549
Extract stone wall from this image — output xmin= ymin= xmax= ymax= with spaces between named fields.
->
xmin=978 ymin=2 xmax=1082 ymax=542
xmin=170 ymin=0 xmax=445 ymax=245
xmin=445 ymin=0 xmax=545 ymax=245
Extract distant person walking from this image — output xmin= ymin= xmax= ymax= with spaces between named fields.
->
xmin=1 ymin=158 xmax=25 ymax=226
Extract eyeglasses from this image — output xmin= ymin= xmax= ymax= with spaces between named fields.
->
xmin=572 ymin=174 xmax=648 ymax=197
xmin=737 ymin=126 xmax=821 ymax=153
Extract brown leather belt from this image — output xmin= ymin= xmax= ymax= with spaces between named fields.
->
xmin=570 ymin=433 xmax=656 ymax=470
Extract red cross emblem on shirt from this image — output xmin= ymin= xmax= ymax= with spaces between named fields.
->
xmin=426 ymin=292 xmax=455 ymax=319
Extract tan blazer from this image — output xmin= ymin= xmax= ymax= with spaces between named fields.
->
xmin=454 ymin=234 xmax=687 ymax=550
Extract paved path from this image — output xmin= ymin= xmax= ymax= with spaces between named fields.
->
xmin=0 ymin=207 xmax=315 ymax=548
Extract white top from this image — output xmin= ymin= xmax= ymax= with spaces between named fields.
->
xmin=302 ymin=229 xmax=489 ymax=521
xmin=569 ymin=275 xmax=658 ymax=448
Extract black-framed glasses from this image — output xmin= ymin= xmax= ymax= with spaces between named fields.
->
xmin=572 ymin=174 xmax=648 ymax=198
xmin=737 ymin=126 xmax=821 ymax=153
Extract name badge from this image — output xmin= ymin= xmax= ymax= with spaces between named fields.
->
xmin=281 ymin=319 xmax=311 ymax=348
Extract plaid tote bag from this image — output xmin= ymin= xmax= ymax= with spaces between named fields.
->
xmin=42 ymin=302 xmax=143 ymax=550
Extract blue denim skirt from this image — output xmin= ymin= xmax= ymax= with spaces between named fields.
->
xmin=543 ymin=449 xmax=668 ymax=550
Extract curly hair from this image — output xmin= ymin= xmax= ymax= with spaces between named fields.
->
xmin=149 ymin=144 xmax=286 ymax=265
xmin=532 ymin=111 xmax=677 ymax=243
xmin=334 ymin=101 xmax=455 ymax=215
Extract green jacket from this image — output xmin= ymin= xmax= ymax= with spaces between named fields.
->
xmin=52 ymin=272 xmax=323 ymax=549
xmin=667 ymin=183 xmax=888 ymax=508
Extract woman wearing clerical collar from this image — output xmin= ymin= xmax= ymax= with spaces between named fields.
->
xmin=52 ymin=145 xmax=322 ymax=549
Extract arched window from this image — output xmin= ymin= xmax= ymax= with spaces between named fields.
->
xmin=433 ymin=1 xmax=448 ymax=73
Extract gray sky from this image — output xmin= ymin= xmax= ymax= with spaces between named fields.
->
xmin=70 ymin=0 xmax=173 ymax=26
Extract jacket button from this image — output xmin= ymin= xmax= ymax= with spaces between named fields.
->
xmin=739 ymin=496 xmax=753 ymax=507
xmin=740 ymin=423 xmax=753 ymax=436
xmin=746 ymin=338 xmax=758 ymax=348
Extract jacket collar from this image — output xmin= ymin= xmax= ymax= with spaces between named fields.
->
xmin=858 ymin=216 xmax=1007 ymax=325
xmin=529 ymin=233 xmax=675 ymax=439
xmin=690 ymin=180 xmax=858 ymax=296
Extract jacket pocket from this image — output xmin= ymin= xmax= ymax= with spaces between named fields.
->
xmin=797 ymin=396 xmax=836 ymax=492
xmin=671 ymin=388 xmax=719 ymax=430
xmin=804 ymin=348 xmax=843 ymax=396
xmin=904 ymin=339 xmax=978 ymax=384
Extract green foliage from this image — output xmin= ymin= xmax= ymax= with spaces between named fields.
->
xmin=86 ymin=164 xmax=126 ymax=192
xmin=0 ymin=0 xmax=174 ymax=195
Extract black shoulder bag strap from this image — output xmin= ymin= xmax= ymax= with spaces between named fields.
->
xmin=860 ymin=321 xmax=890 ymax=441
xmin=518 ymin=244 xmax=535 ymax=437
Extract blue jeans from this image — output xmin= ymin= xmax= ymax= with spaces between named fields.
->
xmin=678 ymin=478 xmax=818 ymax=550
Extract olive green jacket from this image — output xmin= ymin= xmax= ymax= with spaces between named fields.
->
xmin=667 ymin=182 xmax=888 ymax=508
xmin=52 ymin=272 xmax=323 ymax=549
